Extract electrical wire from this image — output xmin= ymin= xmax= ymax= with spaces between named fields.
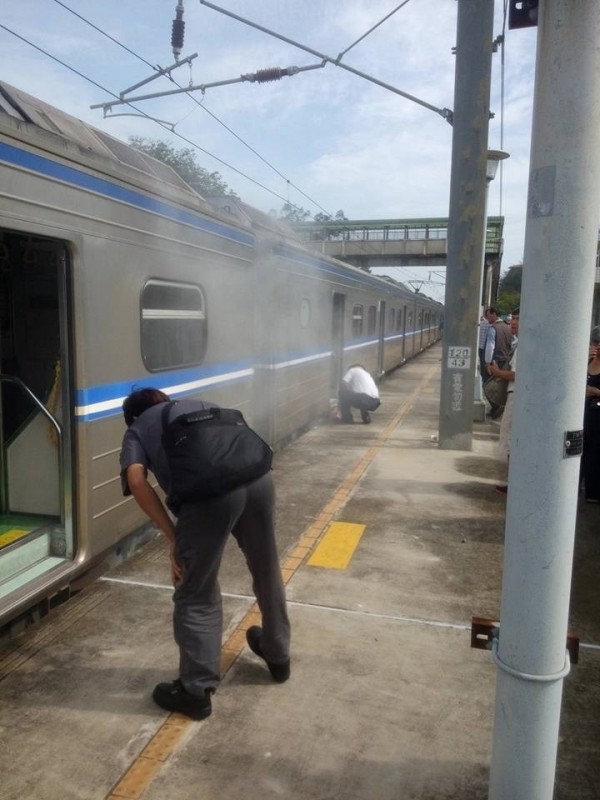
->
xmin=50 ymin=0 xmax=333 ymax=216
xmin=336 ymin=0 xmax=413 ymax=61
xmin=0 ymin=22 xmax=304 ymax=209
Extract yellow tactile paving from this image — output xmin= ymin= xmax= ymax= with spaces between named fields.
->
xmin=109 ymin=757 xmax=165 ymax=799
xmin=0 ymin=528 xmax=30 ymax=549
xmin=104 ymin=361 xmax=438 ymax=800
xmin=307 ymin=522 xmax=366 ymax=570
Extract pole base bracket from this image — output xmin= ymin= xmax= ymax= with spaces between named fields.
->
xmin=470 ymin=616 xmax=580 ymax=665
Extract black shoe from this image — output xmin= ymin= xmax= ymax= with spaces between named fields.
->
xmin=246 ymin=626 xmax=290 ymax=683
xmin=152 ymin=679 xmax=212 ymax=720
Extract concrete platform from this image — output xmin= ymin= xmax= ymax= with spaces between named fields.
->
xmin=0 ymin=344 xmax=599 ymax=800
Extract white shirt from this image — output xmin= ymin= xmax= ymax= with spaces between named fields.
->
xmin=342 ymin=367 xmax=379 ymax=399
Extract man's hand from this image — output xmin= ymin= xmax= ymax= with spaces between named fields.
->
xmin=169 ymin=542 xmax=183 ymax=584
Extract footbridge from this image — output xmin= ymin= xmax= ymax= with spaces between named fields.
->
xmin=294 ymin=216 xmax=504 ymax=295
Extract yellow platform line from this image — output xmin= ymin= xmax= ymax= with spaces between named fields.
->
xmin=106 ymin=360 xmax=438 ymax=800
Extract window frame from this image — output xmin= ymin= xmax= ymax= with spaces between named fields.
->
xmin=140 ymin=278 xmax=207 ymax=372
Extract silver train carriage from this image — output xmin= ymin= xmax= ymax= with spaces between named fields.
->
xmin=0 ymin=82 xmax=442 ymax=630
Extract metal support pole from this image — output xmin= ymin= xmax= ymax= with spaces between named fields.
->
xmin=438 ymin=0 xmax=494 ymax=450
xmin=488 ymin=2 xmax=600 ymax=798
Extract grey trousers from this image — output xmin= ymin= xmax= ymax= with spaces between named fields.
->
xmin=172 ymin=472 xmax=290 ymax=695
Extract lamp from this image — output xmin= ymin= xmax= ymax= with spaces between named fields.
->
xmin=486 ymin=149 xmax=510 ymax=183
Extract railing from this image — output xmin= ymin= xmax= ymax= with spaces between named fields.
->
xmin=294 ymin=216 xmax=504 ymax=255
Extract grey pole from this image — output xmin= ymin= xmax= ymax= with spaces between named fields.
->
xmin=488 ymin=2 xmax=600 ymax=798
xmin=438 ymin=0 xmax=495 ymax=450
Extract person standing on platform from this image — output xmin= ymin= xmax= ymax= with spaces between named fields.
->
xmin=478 ymin=310 xmax=491 ymax=382
xmin=582 ymin=328 xmax=600 ymax=503
xmin=484 ymin=308 xmax=512 ymax=373
xmin=119 ymin=388 xmax=291 ymax=720
xmin=339 ymin=364 xmax=381 ymax=424
xmin=484 ymin=308 xmax=513 ymax=418
xmin=489 ymin=309 xmax=520 ymax=495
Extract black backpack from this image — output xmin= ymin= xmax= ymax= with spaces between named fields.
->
xmin=160 ymin=402 xmax=272 ymax=512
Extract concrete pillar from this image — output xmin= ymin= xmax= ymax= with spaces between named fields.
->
xmin=488 ymin=2 xmax=600 ymax=798
xmin=438 ymin=0 xmax=494 ymax=450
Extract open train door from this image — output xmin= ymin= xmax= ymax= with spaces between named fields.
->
xmin=330 ymin=292 xmax=346 ymax=397
xmin=0 ymin=230 xmax=73 ymax=614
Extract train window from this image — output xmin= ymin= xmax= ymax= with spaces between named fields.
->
xmin=407 ymin=312 xmax=413 ymax=330
xmin=352 ymin=305 xmax=364 ymax=337
xmin=389 ymin=308 xmax=395 ymax=330
xmin=141 ymin=280 xmax=207 ymax=371
xmin=367 ymin=305 xmax=377 ymax=335
xmin=396 ymin=309 xmax=403 ymax=331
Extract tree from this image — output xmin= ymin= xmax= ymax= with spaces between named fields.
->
xmin=496 ymin=290 xmax=521 ymax=317
xmin=499 ymin=263 xmax=523 ymax=294
xmin=313 ymin=209 xmax=348 ymax=224
xmin=277 ymin=203 xmax=312 ymax=223
xmin=309 ymin=209 xmax=349 ymax=240
xmin=496 ymin=263 xmax=522 ymax=315
xmin=128 ymin=137 xmax=238 ymax=198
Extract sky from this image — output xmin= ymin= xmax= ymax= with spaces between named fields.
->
xmin=0 ymin=1 xmax=539 ymax=303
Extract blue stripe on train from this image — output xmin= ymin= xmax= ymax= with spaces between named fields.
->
xmin=0 ymin=142 xmax=254 ymax=247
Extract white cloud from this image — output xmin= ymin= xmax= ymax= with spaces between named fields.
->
xmin=0 ymin=0 xmax=540 ymax=278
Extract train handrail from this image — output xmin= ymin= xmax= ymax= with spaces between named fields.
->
xmin=0 ymin=374 xmax=63 ymax=438
xmin=0 ymin=373 xmax=65 ymax=521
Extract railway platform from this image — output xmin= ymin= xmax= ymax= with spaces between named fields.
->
xmin=1 ymin=343 xmax=599 ymax=800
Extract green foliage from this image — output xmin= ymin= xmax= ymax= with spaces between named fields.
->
xmin=499 ymin=264 xmax=522 ymax=293
xmin=495 ymin=290 xmax=520 ymax=317
xmin=277 ymin=203 xmax=312 ymax=223
xmin=496 ymin=263 xmax=522 ymax=315
xmin=314 ymin=209 xmax=348 ymax=223
xmin=276 ymin=206 xmax=348 ymax=225
xmin=128 ymin=137 xmax=238 ymax=198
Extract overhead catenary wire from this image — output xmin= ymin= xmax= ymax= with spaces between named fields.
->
xmin=336 ymin=0 xmax=413 ymax=62
xmin=198 ymin=0 xmax=453 ymax=123
xmin=0 ymin=23 xmax=316 ymax=212
xmin=50 ymin=0 xmax=333 ymax=216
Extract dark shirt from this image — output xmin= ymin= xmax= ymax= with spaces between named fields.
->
xmin=120 ymin=398 xmax=214 ymax=496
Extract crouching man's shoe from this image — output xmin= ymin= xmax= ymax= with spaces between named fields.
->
xmin=246 ymin=626 xmax=290 ymax=683
xmin=152 ymin=679 xmax=212 ymax=720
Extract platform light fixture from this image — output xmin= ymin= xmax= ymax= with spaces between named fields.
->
xmin=486 ymin=149 xmax=510 ymax=184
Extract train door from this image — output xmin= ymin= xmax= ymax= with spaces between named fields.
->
xmin=377 ymin=300 xmax=386 ymax=376
xmin=402 ymin=305 xmax=408 ymax=361
xmin=0 ymin=230 xmax=73 ymax=606
xmin=330 ymin=292 xmax=346 ymax=396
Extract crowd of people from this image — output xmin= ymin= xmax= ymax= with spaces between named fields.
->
xmin=480 ymin=307 xmax=600 ymax=503
xmin=583 ymin=327 xmax=600 ymax=503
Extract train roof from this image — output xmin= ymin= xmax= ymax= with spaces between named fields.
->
xmin=0 ymin=81 xmax=211 ymax=204
xmin=0 ymin=82 xmax=442 ymax=308
xmin=205 ymin=196 xmax=303 ymax=243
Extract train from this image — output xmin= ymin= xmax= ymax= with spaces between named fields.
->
xmin=0 ymin=81 xmax=442 ymax=631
